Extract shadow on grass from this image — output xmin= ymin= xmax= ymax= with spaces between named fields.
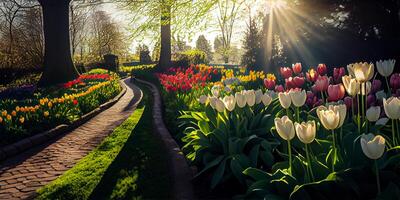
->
xmin=89 ymin=83 xmax=172 ymax=200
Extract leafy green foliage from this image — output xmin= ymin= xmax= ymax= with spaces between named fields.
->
xmin=175 ymin=49 xmax=208 ymax=67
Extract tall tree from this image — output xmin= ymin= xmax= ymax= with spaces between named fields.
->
xmin=196 ymin=35 xmax=213 ymax=62
xmin=241 ymin=15 xmax=264 ymax=70
xmin=38 ymin=0 xmax=79 ymax=86
xmin=123 ymin=0 xmax=216 ymax=70
xmin=215 ymin=0 xmax=245 ymax=63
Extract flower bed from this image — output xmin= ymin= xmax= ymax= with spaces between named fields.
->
xmin=156 ymin=61 xmax=400 ymax=199
xmin=0 ymin=69 xmax=122 ymax=146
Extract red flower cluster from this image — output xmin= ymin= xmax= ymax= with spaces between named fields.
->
xmin=62 ymin=74 xmax=111 ymax=88
xmin=158 ymin=67 xmax=211 ymax=92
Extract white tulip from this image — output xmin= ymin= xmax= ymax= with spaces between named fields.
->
xmin=215 ymin=98 xmax=225 ymax=113
xmin=376 ymin=59 xmax=396 ymax=77
xmin=211 ymin=85 xmax=220 ymax=97
xmin=295 ymin=121 xmax=316 ymax=144
xmin=223 ymin=95 xmax=236 ymax=112
xmin=255 ymin=89 xmax=263 ymax=104
xmin=289 ymin=89 xmax=306 ymax=107
xmin=366 ymin=106 xmax=381 ymax=122
xmin=360 ymin=133 xmax=385 ymax=159
xmin=261 ymin=93 xmax=272 ymax=106
xmin=274 ymin=116 xmax=295 ymax=141
xmin=209 ymin=96 xmax=218 ymax=109
xmin=235 ymin=91 xmax=247 ymax=108
xmin=198 ymin=95 xmax=208 ymax=104
xmin=358 ymin=81 xmax=371 ymax=95
xmin=245 ymin=90 xmax=256 ymax=107
xmin=278 ymin=92 xmax=291 ymax=109
xmin=317 ymin=105 xmax=340 ymax=130
xmin=383 ymin=97 xmax=400 ymax=119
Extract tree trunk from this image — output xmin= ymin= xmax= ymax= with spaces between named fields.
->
xmin=159 ymin=2 xmax=172 ymax=70
xmin=38 ymin=0 xmax=79 ymax=87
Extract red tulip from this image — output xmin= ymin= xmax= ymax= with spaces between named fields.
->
xmin=293 ymin=76 xmax=305 ymax=88
xmin=317 ymin=64 xmax=327 ymax=75
xmin=312 ymin=75 xmax=329 ymax=92
xmin=264 ymin=78 xmax=276 ymax=90
xmin=280 ymin=67 xmax=293 ymax=79
xmin=333 ymin=67 xmax=345 ymax=84
xmin=73 ymin=99 xmax=78 ymax=105
xmin=327 ymin=83 xmax=345 ymax=102
xmin=306 ymin=68 xmax=319 ymax=82
xmin=292 ymin=63 xmax=302 ymax=74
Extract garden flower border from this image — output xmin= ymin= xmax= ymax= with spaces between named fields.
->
xmin=0 ymin=78 xmax=128 ymax=161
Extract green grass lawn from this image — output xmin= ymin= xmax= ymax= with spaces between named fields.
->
xmin=37 ymin=82 xmax=172 ymax=200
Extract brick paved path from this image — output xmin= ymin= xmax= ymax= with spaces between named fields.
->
xmin=0 ymin=79 xmax=142 ymax=200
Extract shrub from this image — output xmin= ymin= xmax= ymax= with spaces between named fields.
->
xmin=175 ymin=49 xmax=208 ymax=67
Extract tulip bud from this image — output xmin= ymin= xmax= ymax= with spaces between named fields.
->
xmin=279 ymin=92 xmax=292 ymax=109
xmin=376 ymin=59 xmax=395 ymax=77
xmin=198 ymin=95 xmax=208 ymax=104
xmin=295 ymin=121 xmax=316 ymax=144
xmin=306 ymin=68 xmax=319 ymax=82
xmin=383 ymin=97 xmax=400 ymax=119
xmin=317 ymin=105 xmax=340 ymax=130
xmin=264 ymin=78 xmax=276 ymax=90
xmin=245 ymin=90 xmax=256 ymax=107
xmin=275 ymin=85 xmax=284 ymax=93
xmin=327 ymin=84 xmax=345 ymax=102
xmin=360 ymin=134 xmax=385 ymax=159
xmin=262 ymin=93 xmax=272 ymax=106
xmin=215 ymin=98 xmax=225 ymax=112
xmin=333 ymin=67 xmax=345 ymax=84
xmin=235 ymin=91 xmax=247 ymax=108
xmin=317 ymin=64 xmax=327 ymax=75
xmin=255 ymin=90 xmax=263 ymax=104
xmin=292 ymin=63 xmax=302 ymax=74
xmin=280 ymin=67 xmax=293 ymax=79
xmin=353 ymin=62 xmax=374 ymax=83
xmin=366 ymin=106 xmax=381 ymax=122
xmin=274 ymin=116 xmax=295 ymax=141
xmin=289 ymin=89 xmax=306 ymax=107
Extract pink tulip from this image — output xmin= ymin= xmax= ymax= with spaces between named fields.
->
xmin=264 ymin=78 xmax=276 ymax=90
xmin=306 ymin=68 xmax=319 ymax=82
xmin=292 ymin=63 xmax=302 ymax=74
xmin=312 ymin=75 xmax=329 ymax=92
xmin=317 ymin=64 xmax=327 ymax=75
xmin=280 ymin=67 xmax=293 ymax=79
xmin=327 ymin=83 xmax=345 ymax=102
xmin=333 ymin=67 xmax=345 ymax=84
xmin=275 ymin=85 xmax=285 ymax=92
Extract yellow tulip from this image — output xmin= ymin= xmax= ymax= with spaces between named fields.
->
xmin=332 ymin=104 xmax=347 ymax=128
xmin=6 ymin=115 xmax=11 ymax=121
xmin=353 ymin=62 xmax=374 ymax=82
xmin=383 ymin=97 xmax=400 ymax=119
xmin=15 ymin=106 xmax=20 ymax=112
xmin=278 ymin=92 xmax=291 ymax=109
xmin=360 ymin=134 xmax=385 ymax=159
xmin=295 ymin=121 xmax=316 ymax=144
xmin=19 ymin=117 xmax=25 ymax=124
xmin=274 ymin=116 xmax=295 ymax=141
xmin=48 ymin=102 xmax=53 ymax=108
xmin=358 ymin=81 xmax=371 ymax=95
xmin=317 ymin=106 xmax=340 ymax=130
xmin=1 ymin=110 xmax=7 ymax=117
xmin=44 ymin=111 xmax=50 ymax=117
xmin=289 ymin=89 xmax=306 ymax=107
xmin=342 ymin=75 xmax=360 ymax=96
xmin=11 ymin=111 xmax=16 ymax=117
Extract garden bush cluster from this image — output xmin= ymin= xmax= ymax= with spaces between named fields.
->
xmin=0 ymin=69 xmax=122 ymax=145
xmin=156 ymin=61 xmax=400 ymax=199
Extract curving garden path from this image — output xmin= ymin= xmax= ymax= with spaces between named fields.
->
xmin=0 ymin=79 xmax=142 ymax=200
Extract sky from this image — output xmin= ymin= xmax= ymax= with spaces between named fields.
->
xmin=101 ymin=0 xmax=270 ymax=53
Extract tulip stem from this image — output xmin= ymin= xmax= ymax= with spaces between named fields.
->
xmin=392 ymin=119 xmax=396 ymax=146
xmin=357 ymin=94 xmax=361 ymax=133
xmin=385 ymin=77 xmax=391 ymax=96
xmin=375 ymin=160 xmax=381 ymax=195
xmin=320 ymin=91 xmax=325 ymax=104
xmin=288 ymin=140 xmax=292 ymax=175
xmin=331 ymin=129 xmax=336 ymax=172
xmin=361 ymin=84 xmax=365 ymax=123
xmin=296 ymin=107 xmax=300 ymax=122
xmin=305 ymin=144 xmax=315 ymax=182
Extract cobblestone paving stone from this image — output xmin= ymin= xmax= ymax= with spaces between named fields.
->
xmin=0 ymin=79 xmax=142 ymax=200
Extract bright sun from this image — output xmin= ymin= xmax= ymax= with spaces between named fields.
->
xmin=270 ymin=0 xmax=288 ymax=10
